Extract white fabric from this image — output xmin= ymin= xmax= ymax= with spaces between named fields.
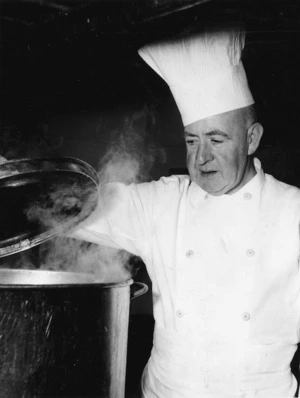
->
xmin=143 ymin=326 xmax=296 ymax=397
xmin=138 ymin=26 xmax=254 ymax=126
xmin=71 ymin=158 xmax=300 ymax=397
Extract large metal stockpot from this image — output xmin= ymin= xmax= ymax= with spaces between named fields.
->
xmin=0 ymin=269 xmax=147 ymax=398
xmin=0 ymin=158 xmax=149 ymax=397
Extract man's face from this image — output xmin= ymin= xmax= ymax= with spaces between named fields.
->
xmin=184 ymin=109 xmax=254 ymax=196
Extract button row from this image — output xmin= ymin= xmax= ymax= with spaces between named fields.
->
xmin=242 ymin=312 xmax=251 ymax=321
xmin=202 ymin=192 xmax=252 ymax=200
xmin=176 ymin=309 xmax=251 ymax=321
xmin=185 ymin=250 xmax=194 ymax=258
xmin=243 ymin=192 xmax=252 ymax=200
xmin=246 ymin=249 xmax=255 ymax=257
xmin=185 ymin=249 xmax=255 ymax=258
xmin=176 ymin=309 xmax=184 ymax=318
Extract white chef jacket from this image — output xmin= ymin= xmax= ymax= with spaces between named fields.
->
xmin=71 ymin=158 xmax=300 ymax=397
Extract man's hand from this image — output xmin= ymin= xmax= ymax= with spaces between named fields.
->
xmin=0 ymin=156 xmax=7 ymax=165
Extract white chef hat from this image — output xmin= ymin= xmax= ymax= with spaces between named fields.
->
xmin=138 ymin=25 xmax=254 ymax=126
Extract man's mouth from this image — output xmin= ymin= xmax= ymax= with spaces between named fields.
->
xmin=200 ymin=170 xmax=217 ymax=175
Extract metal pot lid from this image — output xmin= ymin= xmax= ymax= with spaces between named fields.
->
xmin=0 ymin=157 xmax=99 ymax=258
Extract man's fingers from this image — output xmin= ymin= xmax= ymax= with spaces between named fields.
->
xmin=0 ymin=156 xmax=8 ymax=165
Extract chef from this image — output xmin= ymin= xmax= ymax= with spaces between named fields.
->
xmin=71 ymin=25 xmax=300 ymax=397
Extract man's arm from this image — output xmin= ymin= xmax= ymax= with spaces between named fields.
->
xmin=68 ymin=182 xmax=149 ymax=258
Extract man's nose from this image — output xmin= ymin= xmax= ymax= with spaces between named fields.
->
xmin=196 ymin=143 xmax=213 ymax=165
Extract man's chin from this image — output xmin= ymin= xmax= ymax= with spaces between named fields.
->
xmin=206 ymin=189 xmax=226 ymax=197
xmin=195 ymin=181 xmax=228 ymax=196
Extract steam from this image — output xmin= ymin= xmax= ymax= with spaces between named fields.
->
xmin=39 ymin=238 xmax=132 ymax=283
xmin=0 ymin=239 xmax=133 ymax=283
xmin=98 ymin=109 xmax=166 ymax=184
xmin=26 ymin=180 xmax=98 ymax=233
xmin=13 ymin=106 xmax=165 ymax=283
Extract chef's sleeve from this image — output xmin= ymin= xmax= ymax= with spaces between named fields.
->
xmin=69 ymin=181 xmax=152 ymax=258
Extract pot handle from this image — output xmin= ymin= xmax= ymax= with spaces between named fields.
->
xmin=130 ymin=282 xmax=148 ymax=300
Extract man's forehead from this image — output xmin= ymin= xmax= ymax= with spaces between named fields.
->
xmin=184 ymin=116 xmax=230 ymax=137
xmin=184 ymin=129 xmax=229 ymax=138
xmin=184 ymin=109 xmax=245 ymax=136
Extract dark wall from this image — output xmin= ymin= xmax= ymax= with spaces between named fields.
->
xmin=1 ymin=0 xmax=300 ymax=315
xmin=1 ymin=1 xmax=300 ymax=183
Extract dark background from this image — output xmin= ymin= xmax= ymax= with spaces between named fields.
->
xmin=1 ymin=0 xmax=300 ymax=184
xmin=1 ymin=0 xmax=300 ymax=396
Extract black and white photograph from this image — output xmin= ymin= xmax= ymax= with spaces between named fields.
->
xmin=0 ymin=0 xmax=300 ymax=397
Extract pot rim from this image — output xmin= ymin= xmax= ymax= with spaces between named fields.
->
xmin=0 ymin=268 xmax=133 ymax=288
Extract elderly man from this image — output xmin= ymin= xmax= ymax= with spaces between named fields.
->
xmin=71 ymin=26 xmax=300 ymax=397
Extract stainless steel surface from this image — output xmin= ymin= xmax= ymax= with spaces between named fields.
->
xmin=0 ymin=269 xmax=148 ymax=398
xmin=0 ymin=268 xmax=97 ymax=285
xmin=0 ymin=157 xmax=98 ymax=184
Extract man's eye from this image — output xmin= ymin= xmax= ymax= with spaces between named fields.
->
xmin=186 ymin=140 xmax=196 ymax=146
xmin=211 ymin=139 xmax=223 ymax=144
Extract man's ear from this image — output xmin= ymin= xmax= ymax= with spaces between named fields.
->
xmin=247 ymin=122 xmax=264 ymax=155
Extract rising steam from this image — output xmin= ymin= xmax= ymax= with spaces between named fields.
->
xmin=98 ymin=108 xmax=166 ymax=184
xmin=26 ymin=180 xmax=98 ymax=233
xmin=14 ymin=106 xmax=165 ymax=282
xmin=39 ymin=238 xmax=133 ymax=283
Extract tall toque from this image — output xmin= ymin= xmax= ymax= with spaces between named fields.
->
xmin=138 ymin=25 xmax=254 ymax=126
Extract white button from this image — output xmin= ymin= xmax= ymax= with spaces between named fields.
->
xmin=246 ymin=249 xmax=255 ymax=257
xmin=244 ymin=192 xmax=252 ymax=200
xmin=176 ymin=309 xmax=184 ymax=318
xmin=204 ymin=194 xmax=209 ymax=200
xmin=242 ymin=312 xmax=251 ymax=321
xmin=186 ymin=250 xmax=194 ymax=258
